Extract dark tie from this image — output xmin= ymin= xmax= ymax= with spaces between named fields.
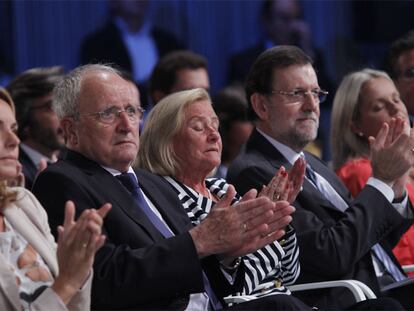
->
xmin=305 ymin=162 xmax=406 ymax=283
xmin=116 ymin=173 xmax=222 ymax=310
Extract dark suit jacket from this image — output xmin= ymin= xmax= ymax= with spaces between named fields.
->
xmin=19 ymin=146 xmax=37 ymax=190
xmin=32 ymin=150 xmax=243 ymax=310
xmin=80 ymin=21 xmax=183 ymax=77
xmin=227 ymin=128 xmax=412 ymax=309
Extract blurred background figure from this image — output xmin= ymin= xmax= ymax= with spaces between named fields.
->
xmin=80 ymin=0 xmax=184 ymax=109
xmin=212 ymin=85 xmax=253 ymax=179
xmin=7 ymin=67 xmax=64 ymax=190
xmin=385 ymin=30 xmax=414 ymax=120
xmin=331 ymin=68 xmax=414 ymax=272
xmin=229 ymin=0 xmax=333 ymax=161
xmin=149 ymin=50 xmax=209 ymax=106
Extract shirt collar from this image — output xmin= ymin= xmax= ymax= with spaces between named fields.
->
xmin=256 ymin=128 xmax=303 ymax=165
xmin=114 ymin=16 xmax=151 ymax=37
xmin=101 ymin=165 xmax=136 ymax=179
xmin=20 ymin=143 xmax=55 ymax=168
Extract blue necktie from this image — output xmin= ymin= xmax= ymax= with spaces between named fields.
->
xmin=305 ymin=163 xmax=406 ymax=283
xmin=116 ymin=173 xmax=222 ymax=310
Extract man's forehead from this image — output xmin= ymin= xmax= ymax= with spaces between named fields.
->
xmin=272 ymin=64 xmax=318 ymax=86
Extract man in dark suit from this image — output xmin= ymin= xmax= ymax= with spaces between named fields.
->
xmin=32 ymin=64 xmax=310 ymax=310
xmin=227 ymin=45 xmax=414 ymax=310
xmin=80 ymin=0 xmax=183 ymax=109
xmin=7 ymin=67 xmax=64 ymax=189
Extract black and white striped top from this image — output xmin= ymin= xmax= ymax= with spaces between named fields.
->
xmin=164 ymin=176 xmax=300 ymax=297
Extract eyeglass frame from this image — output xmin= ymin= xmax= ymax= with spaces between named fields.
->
xmin=270 ymin=88 xmax=329 ymax=104
xmin=75 ymin=105 xmax=145 ymax=125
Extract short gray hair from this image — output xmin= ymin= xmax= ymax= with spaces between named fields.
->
xmin=331 ymin=68 xmax=392 ymax=170
xmin=137 ymin=88 xmax=211 ymax=176
xmin=53 ymin=64 xmax=121 ymax=119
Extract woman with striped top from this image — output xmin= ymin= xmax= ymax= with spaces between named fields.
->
xmin=137 ymin=88 xmax=306 ymax=300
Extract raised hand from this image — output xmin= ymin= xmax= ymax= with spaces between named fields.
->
xmin=51 ymin=201 xmax=111 ymax=305
xmin=370 ymin=117 xmax=414 ymax=185
xmin=260 ymin=157 xmax=305 ymax=204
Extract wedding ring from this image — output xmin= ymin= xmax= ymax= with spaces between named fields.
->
xmin=274 ymin=194 xmax=281 ymax=200
xmin=242 ymin=223 xmax=247 ymax=232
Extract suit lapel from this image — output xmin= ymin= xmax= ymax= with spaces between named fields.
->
xmin=248 ymin=129 xmax=348 ymax=213
xmin=66 ymin=150 xmax=165 ymax=240
xmin=138 ymin=172 xmax=193 ymax=235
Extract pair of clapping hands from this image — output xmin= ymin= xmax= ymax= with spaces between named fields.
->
xmin=190 ymin=158 xmax=305 ymax=262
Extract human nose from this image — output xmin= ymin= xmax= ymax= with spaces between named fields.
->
xmin=6 ymin=130 xmax=20 ymax=149
xmin=301 ymin=91 xmax=318 ymax=111
xmin=116 ymin=110 xmax=135 ymax=131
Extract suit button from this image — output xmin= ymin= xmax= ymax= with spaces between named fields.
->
xmin=280 ymin=239 xmax=286 ymax=246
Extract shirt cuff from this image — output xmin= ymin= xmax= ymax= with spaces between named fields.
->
xmin=366 ymin=177 xmax=394 ymax=202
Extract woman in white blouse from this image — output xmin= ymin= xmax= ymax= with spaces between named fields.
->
xmin=0 ymin=87 xmax=110 ymax=311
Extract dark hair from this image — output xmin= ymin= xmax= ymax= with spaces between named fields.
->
xmin=149 ymin=50 xmax=207 ymax=98
xmin=245 ymin=45 xmax=312 ymax=119
xmin=384 ymin=30 xmax=414 ymax=79
xmin=213 ymin=86 xmax=250 ymax=163
xmin=7 ymin=66 xmax=63 ymax=139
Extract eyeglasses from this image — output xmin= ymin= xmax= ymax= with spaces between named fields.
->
xmin=271 ymin=89 xmax=328 ymax=104
xmin=79 ymin=105 xmax=145 ymax=124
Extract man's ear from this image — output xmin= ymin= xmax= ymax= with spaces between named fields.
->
xmin=251 ymin=93 xmax=270 ymax=121
xmin=61 ymin=118 xmax=77 ymax=146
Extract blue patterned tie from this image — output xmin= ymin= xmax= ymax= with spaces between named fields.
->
xmin=116 ymin=173 xmax=222 ymax=310
xmin=305 ymin=162 xmax=406 ymax=283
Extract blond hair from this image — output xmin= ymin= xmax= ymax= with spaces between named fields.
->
xmin=0 ymin=87 xmax=18 ymax=210
xmin=331 ymin=69 xmax=392 ymax=170
xmin=137 ymin=88 xmax=211 ymax=175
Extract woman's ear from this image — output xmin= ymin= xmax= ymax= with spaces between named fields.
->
xmin=251 ymin=93 xmax=270 ymax=121
xmin=350 ymin=121 xmax=364 ymax=137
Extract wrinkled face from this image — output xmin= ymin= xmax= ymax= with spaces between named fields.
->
xmin=65 ymin=71 xmax=140 ymax=172
xmin=257 ymin=64 xmax=320 ymax=152
xmin=354 ymin=77 xmax=409 ymax=138
xmin=0 ymin=100 xmax=20 ymax=181
xmin=394 ymin=49 xmax=414 ymax=116
xmin=173 ymin=100 xmax=222 ymax=176
xmin=27 ymin=92 xmax=64 ymax=151
xmin=171 ymin=68 xmax=210 ymax=93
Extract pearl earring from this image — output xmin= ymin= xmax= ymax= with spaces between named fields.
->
xmin=357 ymin=132 xmax=364 ymax=137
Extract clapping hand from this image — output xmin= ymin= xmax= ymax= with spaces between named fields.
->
xmin=51 ymin=201 xmax=111 ymax=305
xmin=260 ymin=157 xmax=305 ymax=204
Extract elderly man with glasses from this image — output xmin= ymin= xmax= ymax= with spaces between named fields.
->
xmin=227 ymin=45 xmax=414 ymax=310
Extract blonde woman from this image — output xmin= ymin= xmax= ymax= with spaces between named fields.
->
xmin=331 ymin=69 xmax=414 ymax=269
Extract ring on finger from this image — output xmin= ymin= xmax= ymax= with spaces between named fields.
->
xmin=242 ymin=223 xmax=248 ymax=232
xmin=274 ymin=193 xmax=281 ymax=200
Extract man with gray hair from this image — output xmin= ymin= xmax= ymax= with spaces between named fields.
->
xmin=7 ymin=66 xmax=64 ymax=189
xmin=32 ymin=64 xmax=299 ymax=310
